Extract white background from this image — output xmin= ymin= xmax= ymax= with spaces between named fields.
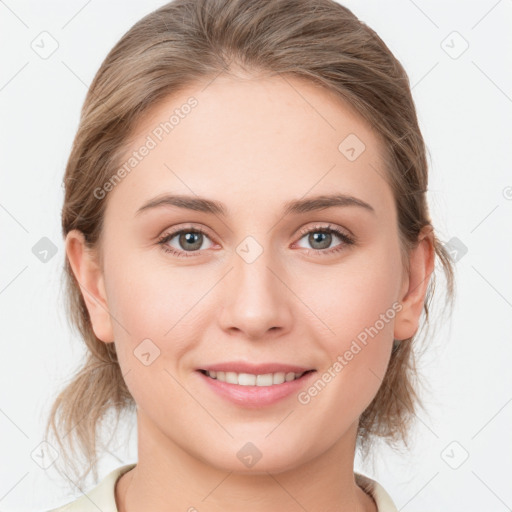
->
xmin=1 ymin=0 xmax=511 ymax=510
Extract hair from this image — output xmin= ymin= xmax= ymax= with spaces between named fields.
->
xmin=45 ymin=0 xmax=456 ymax=488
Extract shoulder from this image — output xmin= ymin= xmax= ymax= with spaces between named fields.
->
xmin=355 ymin=472 xmax=399 ymax=512
xmin=44 ymin=463 xmax=136 ymax=512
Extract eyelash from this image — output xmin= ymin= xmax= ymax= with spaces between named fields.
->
xmin=157 ymin=223 xmax=355 ymax=258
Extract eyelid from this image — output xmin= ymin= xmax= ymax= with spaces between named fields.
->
xmin=159 ymin=222 xmax=352 ymax=240
xmin=156 ymin=223 xmax=217 ymax=256
xmin=158 ymin=223 xmax=215 ymax=241
xmin=295 ymin=222 xmax=353 ymax=240
xmin=292 ymin=223 xmax=356 ymax=255
xmin=157 ymin=222 xmax=355 ymax=257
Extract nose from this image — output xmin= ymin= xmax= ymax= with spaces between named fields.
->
xmin=217 ymin=244 xmax=293 ymax=340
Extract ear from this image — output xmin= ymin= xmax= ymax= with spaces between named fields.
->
xmin=394 ymin=225 xmax=436 ymax=341
xmin=65 ymin=229 xmax=115 ymax=343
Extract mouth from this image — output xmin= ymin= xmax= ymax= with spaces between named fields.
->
xmin=196 ymin=367 xmax=318 ymax=407
xmin=197 ymin=368 xmax=316 ymax=387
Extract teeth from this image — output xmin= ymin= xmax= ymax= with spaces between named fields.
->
xmin=205 ymin=370 xmax=306 ymax=386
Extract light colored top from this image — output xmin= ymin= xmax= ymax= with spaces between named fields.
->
xmin=45 ymin=463 xmax=398 ymax=511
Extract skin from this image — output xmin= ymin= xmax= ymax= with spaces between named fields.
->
xmin=66 ymin=73 xmax=434 ymax=512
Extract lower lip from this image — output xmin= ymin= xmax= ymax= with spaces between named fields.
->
xmin=196 ymin=370 xmax=317 ymax=408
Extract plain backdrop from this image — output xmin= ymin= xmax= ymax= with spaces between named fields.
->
xmin=1 ymin=0 xmax=511 ymax=510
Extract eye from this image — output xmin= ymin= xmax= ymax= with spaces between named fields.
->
xmin=157 ymin=223 xmax=355 ymax=258
xmin=157 ymin=226 xmax=214 ymax=257
xmin=295 ymin=223 xmax=355 ymax=256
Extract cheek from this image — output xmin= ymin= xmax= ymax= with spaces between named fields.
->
xmin=312 ymin=251 xmax=400 ymax=343
xmin=105 ymin=252 xmax=191 ymax=335
xmin=338 ymin=255 xmax=401 ymax=394
xmin=295 ymin=264 xmax=398 ymax=426
xmin=105 ymin=255 xmax=212 ymax=374
xmin=105 ymin=261 xmax=199 ymax=416
xmin=297 ymin=245 xmax=401 ymax=409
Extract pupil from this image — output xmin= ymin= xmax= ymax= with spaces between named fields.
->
xmin=310 ymin=232 xmax=331 ymax=249
xmin=181 ymin=231 xmax=202 ymax=250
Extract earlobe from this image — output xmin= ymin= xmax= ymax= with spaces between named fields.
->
xmin=65 ymin=230 xmax=115 ymax=343
xmin=393 ymin=226 xmax=435 ymax=341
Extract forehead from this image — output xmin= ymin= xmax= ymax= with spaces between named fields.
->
xmin=106 ymin=74 xmax=394 ymax=221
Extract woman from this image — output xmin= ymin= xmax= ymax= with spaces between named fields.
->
xmin=44 ymin=0 xmax=455 ymax=510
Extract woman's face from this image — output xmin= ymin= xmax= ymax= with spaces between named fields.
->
xmin=73 ymin=74 xmax=418 ymax=472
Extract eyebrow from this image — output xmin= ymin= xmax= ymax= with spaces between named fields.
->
xmin=135 ymin=193 xmax=376 ymax=217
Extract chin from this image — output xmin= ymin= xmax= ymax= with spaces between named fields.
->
xmin=197 ymin=438 xmax=312 ymax=475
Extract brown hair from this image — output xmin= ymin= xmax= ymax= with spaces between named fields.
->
xmin=45 ymin=0 xmax=456 ymax=488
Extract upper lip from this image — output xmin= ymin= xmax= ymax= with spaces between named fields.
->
xmin=198 ymin=361 xmax=315 ymax=375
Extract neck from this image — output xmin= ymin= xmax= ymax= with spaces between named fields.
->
xmin=115 ymin=410 xmax=376 ymax=512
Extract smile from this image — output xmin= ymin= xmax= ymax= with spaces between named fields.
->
xmin=199 ymin=369 xmax=314 ymax=386
xmin=196 ymin=369 xmax=317 ymax=407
